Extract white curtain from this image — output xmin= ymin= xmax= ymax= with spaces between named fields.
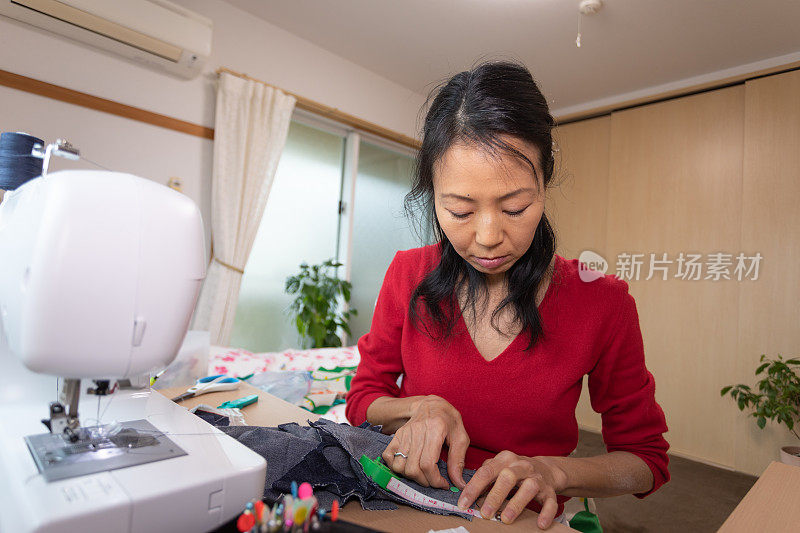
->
xmin=192 ymin=72 xmax=296 ymax=345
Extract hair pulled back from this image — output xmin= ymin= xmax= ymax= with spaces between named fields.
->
xmin=405 ymin=60 xmax=557 ymax=349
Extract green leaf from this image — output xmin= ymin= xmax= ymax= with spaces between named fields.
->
xmin=756 ymin=362 xmax=770 ymax=375
xmin=720 ymin=386 xmax=733 ymax=396
xmin=757 ymin=416 xmax=767 ymax=429
xmin=284 ymin=258 xmax=358 ymax=349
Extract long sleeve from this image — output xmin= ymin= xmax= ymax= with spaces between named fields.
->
xmin=345 ymin=252 xmax=407 ymax=426
xmin=587 ymin=281 xmax=670 ymax=497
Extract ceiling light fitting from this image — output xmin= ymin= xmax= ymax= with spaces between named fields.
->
xmin=576 ymin=0 xmax=603 ymax=48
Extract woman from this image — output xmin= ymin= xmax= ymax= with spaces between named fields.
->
xmin=345 ymin=61 xmax=669 ymax=529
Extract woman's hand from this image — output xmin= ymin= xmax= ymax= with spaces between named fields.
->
xmin=457 ymin=451 xmax=568 ymax=528
xmin=381 ymin=395 xmax=470 ymax=490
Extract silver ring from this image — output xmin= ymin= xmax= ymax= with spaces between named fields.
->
xmin=393 ymin=452 xmax=408 ymax=458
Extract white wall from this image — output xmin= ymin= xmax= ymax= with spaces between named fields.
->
xmin=0 ymin=0 xmax=425 ymax=136
xmin=0 ymin=0 xmax=427 ymax=390
xmin=0 ymin=0 xmax=427 ymax=245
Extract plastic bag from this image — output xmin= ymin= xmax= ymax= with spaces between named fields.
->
xmin=190 ymin=404 xmax=247 ymax=426
xmin=247 ymin=370 xmax=312 ymax=405
xmin=152 ymin=330 xmax=210 ymax=390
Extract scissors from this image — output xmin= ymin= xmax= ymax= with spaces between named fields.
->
xmin=171 ymin=374 xmax=241 ymax=402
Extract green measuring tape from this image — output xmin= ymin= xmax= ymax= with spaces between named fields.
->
xmin=360 ymin=455 xmax=461 ymax=492
xmin=359 ymin=455 xmax=475 ymax=518
xmin=359 ymin=455 xmax=397 ymax=489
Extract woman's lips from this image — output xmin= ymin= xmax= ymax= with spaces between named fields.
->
xmin=473 ymin=255 xmax=510 ymax=269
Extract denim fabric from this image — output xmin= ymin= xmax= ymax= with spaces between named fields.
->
xmin=193 ymin=408 xmax=231 ymax=427
xmin=312 ymin=420 xmax=476 ymax=517
xmin=218 ymin=424 xmax=320 ymax=502
xmin=206 ymin=415 xmax=476 ymax=518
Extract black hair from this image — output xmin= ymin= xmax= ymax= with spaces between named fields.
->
xmin=405 ymin=60 xmax=557 ymax=349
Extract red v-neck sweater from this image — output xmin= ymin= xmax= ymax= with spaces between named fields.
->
xmin=346 ymin=245 xmax=669 ymax=515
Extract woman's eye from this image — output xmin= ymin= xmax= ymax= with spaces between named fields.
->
xmin=449 ymin=211 xmax=471 ymax=219
xmin=505 ymin=207 xmax=528 ymax=217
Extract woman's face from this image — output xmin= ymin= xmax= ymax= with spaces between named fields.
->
xmin=433 ymin=137 xmax=545 ymax=286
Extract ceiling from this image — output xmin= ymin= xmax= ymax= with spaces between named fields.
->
xmin=222 ymin=0 xmax=800 ymax=116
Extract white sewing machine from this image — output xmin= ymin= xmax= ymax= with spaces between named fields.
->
xmin=0 ymin=158 xmax=266 ymax=532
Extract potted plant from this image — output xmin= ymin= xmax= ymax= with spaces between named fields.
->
xmin=285 ymin=259 xmax=357 ymax=349
xmin=721 ymin=355 xmax=800 ymax=466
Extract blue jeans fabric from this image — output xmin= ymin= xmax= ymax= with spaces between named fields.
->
xmin=203 ymin=415 xmax=475 ymax=517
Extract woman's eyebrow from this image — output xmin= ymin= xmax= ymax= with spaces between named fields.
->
xmin=439 ymin=193 xmax=475 ymax=202
xmin=438 ymin=188 xmax=535 ymax=202
xmin=498 ymin=187 xmax=535 ymax=200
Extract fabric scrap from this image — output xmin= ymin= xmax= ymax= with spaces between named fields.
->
xmin=205 ymin=415 xmax=477 ymax=518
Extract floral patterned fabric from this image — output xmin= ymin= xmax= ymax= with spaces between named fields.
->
xmin=208 ymin=346 xmax=360 ymax=424
xmin=209 ymin=345 xmax=359 ymax=377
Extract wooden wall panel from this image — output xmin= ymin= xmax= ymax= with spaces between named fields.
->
xmin=551 ymin=116 xmax=611 ymax=261
xmin=735 ymin=70 xmax=800 ymax=475
xmin=550 ymin=116 xmax=611 ymax=432
xmin=606 ymin=86 xmax=745 ymax=467
xmin=551 ymin=71 xmax=799 ymax=475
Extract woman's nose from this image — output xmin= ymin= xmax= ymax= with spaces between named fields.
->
xmin=475 ymin=213 xmax=503 ymax=248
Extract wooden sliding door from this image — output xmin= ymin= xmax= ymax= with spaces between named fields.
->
xmin=550 ymin=116 xmax=611 ymax=431
xmin=735 ymin=69 xmax=800 ymax=475
xmin=553 ymin=72 xmax=799 ymax=476
xmin=605 ymin=86 xmax=745 ymax=467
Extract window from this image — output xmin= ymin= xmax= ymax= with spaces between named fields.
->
xmin=230 ymin=121 xmax=345 ymax=351
xmin=348 ymin=141 xmax=418 ymax=341
xmin=230 ymin=117 xmax=420 ymax=352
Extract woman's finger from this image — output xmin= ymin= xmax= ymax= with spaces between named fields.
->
xmin=383 ymin=431 xmax=408 ymax=474
xmin=382 ymin=437 xmax=397 ymax=469
xmin=446 ymin=428 xmax=470 ymax=489
xmin=403 ymin=424 xmax=428 ymax=485
xmin=534 ymin=488 xmax=559 ymax=530
xmin=499 ymin=477 xmax=539 ymax=524
xmin=457 ymin=460 xmax=497 ymax=510
xmin=479 ymin=467 xmax=517 ymax=520
xmin=392 ymin=448 xmax=408 ymax=475
xmin=419 ymin=425 xmax=449 ymax=489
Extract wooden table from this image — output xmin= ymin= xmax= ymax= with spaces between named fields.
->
xmin=718 ymin=461 xmax=800 ymax=532
xmin=157 ymin=383 xmax=575 ymax=532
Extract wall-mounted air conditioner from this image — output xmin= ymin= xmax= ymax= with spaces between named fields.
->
xmin=0 ymin=0 xmax=212 ymax=79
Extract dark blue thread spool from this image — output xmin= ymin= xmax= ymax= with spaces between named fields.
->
xmin=0 ymin=132 xmax=45 ymax=191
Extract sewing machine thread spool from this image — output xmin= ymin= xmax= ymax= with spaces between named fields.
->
xmin=0 ymin=132 xmax=45 ymax=192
